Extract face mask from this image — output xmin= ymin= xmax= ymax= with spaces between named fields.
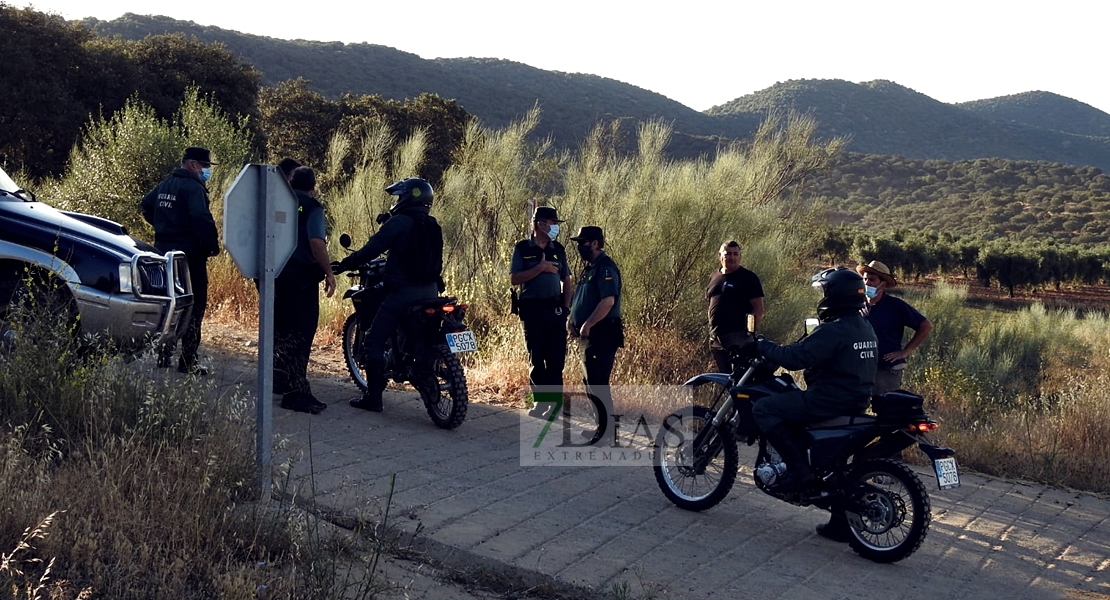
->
xmin=199 ymin=167 xmax=212 ymax=182
xmin=577 ymin=243 xmax=593 ymax=263
xmin=547 ymin=224 xmax=560 ymax=240
xmin=865 ymin=285 xmax=879 ymax=299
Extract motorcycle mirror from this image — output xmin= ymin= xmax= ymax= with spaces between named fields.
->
xmin=804 ymin=317 xmax=820 ymax=336
xmin=339 ymin=233 xmax=352 ymax=249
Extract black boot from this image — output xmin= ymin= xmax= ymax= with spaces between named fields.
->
xmin=816 ymin=513 xmax=853 ymax=543
xmin=350 ymin=367 xmax=385 ymax=412
xmin=763 ymin=424 xmax=816 ymax=492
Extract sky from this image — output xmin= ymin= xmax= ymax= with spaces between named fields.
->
xmin=12 ymin=0 xmax=1110 ymax=115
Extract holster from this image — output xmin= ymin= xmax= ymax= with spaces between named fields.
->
xmin=510 ymin=288 xmax=520 ymax=315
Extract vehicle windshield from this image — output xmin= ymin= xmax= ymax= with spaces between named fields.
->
xmin=0 ymin=166 xmax=22 ymax=194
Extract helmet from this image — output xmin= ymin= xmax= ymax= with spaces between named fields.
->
xmin=811 ymin=266 xmax=866 ymax=321
xmin=385 ymin=178 xmax=434 ymax=215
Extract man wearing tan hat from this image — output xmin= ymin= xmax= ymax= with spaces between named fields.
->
xmin=856 ymin=260 xmax=933 ymax=396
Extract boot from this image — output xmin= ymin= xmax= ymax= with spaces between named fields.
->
xmin=350 ymin=368 xmax=385 ymax=412
xmin=816 ymin=513 xmax=853 ymax=543
xmin=762 ymin=423 xmax=816 ymax=492
xmin=349 ymin=391 xmax=383 ymax=412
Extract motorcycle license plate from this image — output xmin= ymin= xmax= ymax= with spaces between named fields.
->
xmin=934 ymin=457 xmax=961 ymax=489
xmin=446 ymin=330 xmax=478 ymax=353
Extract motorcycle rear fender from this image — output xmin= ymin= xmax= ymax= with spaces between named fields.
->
xmin=917 ymin=442 xmax=956 ymax=460
xmin=342 ymin=286 xmax=362 ymax=300
xmin=682 ymin=373 xmax=730 ymax=387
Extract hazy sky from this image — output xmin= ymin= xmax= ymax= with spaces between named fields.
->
xmin=13 ymin=0 xmax=1110 ymax=115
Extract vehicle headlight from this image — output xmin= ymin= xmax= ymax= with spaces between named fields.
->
xmin=119 ymin=262 xmax=139 ymax=294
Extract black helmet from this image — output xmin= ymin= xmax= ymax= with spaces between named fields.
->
xmin=811 ymin=266 xmax=866 ymax=321
xmin=385 ymin=178 xmax=434 ymax=215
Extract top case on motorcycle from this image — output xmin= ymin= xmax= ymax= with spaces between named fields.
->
xmin=871 ymin=389 xmax=926 ymax=419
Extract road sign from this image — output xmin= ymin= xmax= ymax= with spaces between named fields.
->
xmin=222 ymin=163 xmax=300 ymax=501
xmin=223 ymin=164 xmax=298 ymax=279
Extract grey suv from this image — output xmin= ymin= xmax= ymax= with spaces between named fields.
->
xmin=0 ymin=166 xmax=193 ymax=353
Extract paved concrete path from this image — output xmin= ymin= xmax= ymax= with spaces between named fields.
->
xmin=259 ymin=374 xmax=1110 ymax=594
xmin=207 ymin=348 xmax=1109 ymax=600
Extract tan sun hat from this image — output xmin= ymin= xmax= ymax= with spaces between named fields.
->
xmin=856 ymin=260 xmax=897 ymax=288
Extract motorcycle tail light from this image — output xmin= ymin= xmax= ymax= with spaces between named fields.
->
xmin=442 ymin=304 xmax=456 ymax=313
xmin=908 ymin=422 xmax=938 ymax=433
xmin=459 ymin=303 xmax=470 ymax=310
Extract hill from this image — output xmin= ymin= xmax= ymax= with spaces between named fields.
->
xmin=84 ymin=15 xmax=1110 ymax=170
xmin=707 ymin=79 xmax=1110 ymax=169
xmin=811 ymin=153 xmax=1110 ymax=245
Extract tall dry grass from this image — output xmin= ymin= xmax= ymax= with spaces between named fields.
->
xmin=0 ymin=296 xmax=388 ymax=598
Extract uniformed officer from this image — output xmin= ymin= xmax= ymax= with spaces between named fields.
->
xmin=510 ymin=207 xmax=573 ymax=414
xmin=568 ymin=226 xmax=623 ymax=393
xmin=140 ymin=146 xmax=220 ymax=375
xmin=748 ymin=267 xmax=877 ymax=493
xmin=274 ymin=166 xmax=336 ymax=414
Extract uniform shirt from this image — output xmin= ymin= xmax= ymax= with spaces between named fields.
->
xmin=570 ymin=252 xmax=621 ymax=329
xmin=757 ymin=312 xmax=878 ymax=413
xmin=278 ymin=190 xmax=326 ymax=283
xmin=706 ymin=266 xmax=764 ymax=338
xmin=140 ymin=168 xmax=218 ymax=257
xmin=863 ymin=294 xmax=928 ymax=370
xmin=510 ymin=238 xmax=570 ymax=300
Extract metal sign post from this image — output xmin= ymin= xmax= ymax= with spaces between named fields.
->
xmin=223 ymin=164 xmax=298 ymax=502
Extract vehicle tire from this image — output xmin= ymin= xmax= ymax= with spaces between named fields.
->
xmin=341 ymin=314 xmax=368 ymax=392
xmin=0 ymin=270 xmax=77 ymax=354
xmin=653 ymin=405 xmax=739 ymax=511
xmin=844 ymin=459 xmax=932 ymax=563
xmin=415 ymin=344 xmax=469 ymax=430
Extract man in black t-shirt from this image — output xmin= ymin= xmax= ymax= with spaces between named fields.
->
xmin=705 ymin=240 xmax=764 ymax=373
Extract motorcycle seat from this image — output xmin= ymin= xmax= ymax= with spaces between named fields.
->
xmin=409 ymin=296 xmax=457 ymax=312
xmin=807 ymin=414 xmax=875 ymax=429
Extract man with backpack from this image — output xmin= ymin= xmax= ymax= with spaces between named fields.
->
xmin=333 ymin=178 xmax=444 ymax=412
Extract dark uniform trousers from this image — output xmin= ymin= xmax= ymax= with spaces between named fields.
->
xmin=519 ymin=299 xmax=568 ymax=389
xmin=582 ymin=318 xmax=623 ymax=388
xmin=273 ymin=276 xmax=320 ymax=396
xmin=159 ymin=249 xmax=208 ymax=369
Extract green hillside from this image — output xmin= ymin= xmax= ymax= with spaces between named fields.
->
xmin=812 ymin=153 xmax=1110 ymax=244
xmin=84 ymin=15 xmax=1110 ymax=170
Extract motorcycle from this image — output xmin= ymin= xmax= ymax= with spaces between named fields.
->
xmin=653 ymin=318 xmax=959 ymax=563
xmin=334 ymin=234 xmax=476 ymax=429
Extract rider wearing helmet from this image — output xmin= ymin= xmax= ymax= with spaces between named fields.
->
xmin=748 ymin=267 xmax=877 ymax=493
xmin=334 ymin=177 xmax=444 ymax=412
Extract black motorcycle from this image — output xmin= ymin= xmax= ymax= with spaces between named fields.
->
xmin=335 ymin=234 xmax=475 ymax=429
xmin=653 ymin=319 xmax=959 ymax=563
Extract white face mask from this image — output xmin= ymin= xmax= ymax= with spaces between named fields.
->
xmin=865 ymin=285 xmax=879 ymax=299
xmin=547 ymin=223 xmax=560 ymax=240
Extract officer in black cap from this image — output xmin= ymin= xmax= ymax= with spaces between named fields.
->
xmin=141 ymin=146 xmax=220 ymax=375
xmin=568 ymin=226 xmax=623 ymax=394
xmin=510 ymin=206 xmax=573 ymax=414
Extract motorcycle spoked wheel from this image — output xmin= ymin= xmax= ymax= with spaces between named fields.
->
xmin=413 ymin=344 xmax=469 ymax=430
xmin=843 ymin=459 xmax=932 ymax=563
xmin=653 ymin=405 xmax=739 ymax=511
xmin=341 ymin=314 xmax=368 ymax=392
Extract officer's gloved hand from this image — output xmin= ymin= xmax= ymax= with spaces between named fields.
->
xmin=375 ymin=213 xmax=391 ymax=225
xmin=330 ymin=260 xmax=346 ymax=274
xmin=437 ymin=276 xmax=446 ymax=293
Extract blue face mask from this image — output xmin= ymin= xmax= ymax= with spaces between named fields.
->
xmin=199 ymin=167 xmax=212 ymax=182
xmin=547 ymin=224 xmax=560 ymax=240
xmin=865 ymin=285 xmax=879 ymax=299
